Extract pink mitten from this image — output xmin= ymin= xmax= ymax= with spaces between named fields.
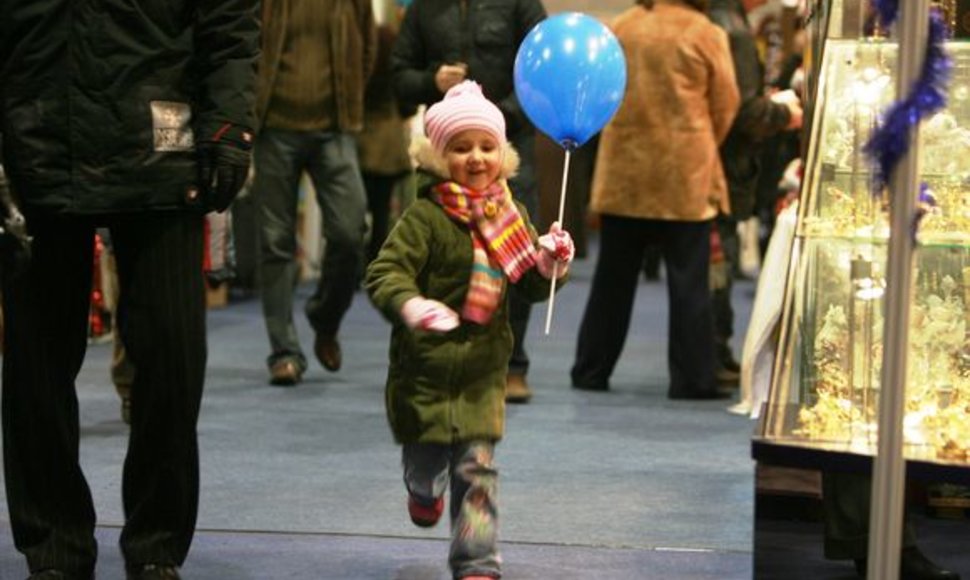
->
xmin=535 ymin=221 xmax=575 ymax=279
xmin=400 ymin=297 xmax=460 ymax=332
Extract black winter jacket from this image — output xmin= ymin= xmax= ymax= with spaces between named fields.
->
xmin=391 ymin=0 xmax=545 ymax=138
xmin=709 ymin=0 xmax=790 ymax=220
xmin=0 ymin=0 xmax=260 ymax=215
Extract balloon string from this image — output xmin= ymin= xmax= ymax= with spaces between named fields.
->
xmin=544 ymin=148 xmax=572 ymax=335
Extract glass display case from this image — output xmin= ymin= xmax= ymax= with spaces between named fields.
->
xmin=753 ymin=3 xmax=970 ymax=577
xmin=755 ymin=2 xmax=970 ymax=474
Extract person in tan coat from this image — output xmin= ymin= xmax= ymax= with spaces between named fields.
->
xmin=570 ymin=0 xmax=740 ymax=399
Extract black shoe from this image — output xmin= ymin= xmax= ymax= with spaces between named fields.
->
xmin=854 ymin=547 xmax=961 ymax=580
xmin=715 ymin=343 xmax=741 ymax=373
xmin=126 ymin=564 xmax=181 ymax=580
xmin=901 ymin=547 xmax=961 ymax=580
xmin=668 ymin=388 xmax=733 ymax=400
xmin=571 ymin=378 xmax=609 ymax=392
xmin=28 ymin=571 xmax=86 ymax=580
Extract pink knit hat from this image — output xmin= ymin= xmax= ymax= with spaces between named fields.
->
xmin=425 ymin=81 xmax=507 ymax=152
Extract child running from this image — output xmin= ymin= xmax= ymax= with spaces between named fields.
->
xmin=364 ymin=80 xmax=574 ymax=580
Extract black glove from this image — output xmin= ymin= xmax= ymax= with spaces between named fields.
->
xmin=0 ymin=162 xmax=32 ymax=279
xmin=197 ymin=123 xmax=253 ymax=213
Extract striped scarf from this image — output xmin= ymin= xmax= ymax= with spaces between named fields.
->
xmin=432 ymin=180 xmax=536 ymax=324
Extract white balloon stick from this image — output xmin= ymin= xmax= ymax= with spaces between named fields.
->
xmin=544 ymin=148 xmax=572 ymax=335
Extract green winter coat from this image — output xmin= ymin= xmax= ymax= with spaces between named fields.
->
xmin=365 ymin=182 xmax=564 ymax=444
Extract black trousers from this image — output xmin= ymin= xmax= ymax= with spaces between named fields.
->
xmin=571 ymin=215 xmax=716 ymax=396
xmin=2 ymin=211 xmax=206 ymax=576
xmin=822 ymin=471 xmax=916 ymax=560
xmin=362 ymin=172 xmax=398 ymax=263
xmin=713 ymin=214 xmax=738 ymax=354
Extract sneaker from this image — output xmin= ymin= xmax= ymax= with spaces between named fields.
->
xmin=408 ymin=494 xmax=444 ymax=528
xmin=505 ymin=373 xmax=532 ymax=403
xmin=269 ymin=359 xmax=303 ymax=386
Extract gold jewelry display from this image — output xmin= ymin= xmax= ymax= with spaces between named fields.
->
xmin=795 ymin=274 xmax=970 ymax=460
xmin=773 ymin=37 xmax=970 ymax=467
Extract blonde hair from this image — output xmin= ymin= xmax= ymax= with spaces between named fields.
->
xmin=409 ymin=135 xmax=520 ymax=182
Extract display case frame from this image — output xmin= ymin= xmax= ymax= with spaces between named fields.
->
xmin=753 ymin=1 xmax=970 ymax=473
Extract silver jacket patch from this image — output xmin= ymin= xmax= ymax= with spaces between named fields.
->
xmin=151 ymin=101 xmax=195 ymax=151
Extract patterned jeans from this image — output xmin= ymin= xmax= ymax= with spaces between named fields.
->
xmin=403 ymin=441 xmax=500 ymax=579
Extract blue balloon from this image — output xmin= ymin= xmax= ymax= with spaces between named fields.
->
xmin=514 ymin=12 xmax=627 ymax=150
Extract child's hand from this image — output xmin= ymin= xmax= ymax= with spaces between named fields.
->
xmin=400 ymin=297 xmax=460 ymax=332
xmin=535 ymin=221 xmax=574 ymax=280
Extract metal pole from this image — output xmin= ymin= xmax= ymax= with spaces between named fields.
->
xmin=866 ymin=1 xmax=929 ymax=578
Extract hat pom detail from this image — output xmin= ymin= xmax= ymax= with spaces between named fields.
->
xmin=424 ymin=81 xmax=507 ymax=153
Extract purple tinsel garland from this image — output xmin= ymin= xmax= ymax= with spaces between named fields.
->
xmin=912 ymin=182 xmax=937 ymax=239
xmin=863 ymin=0 xmax=952 ymax=193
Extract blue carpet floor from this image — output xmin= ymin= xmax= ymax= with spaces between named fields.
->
xmin=0 ymin=252 xmax=758 ymax=579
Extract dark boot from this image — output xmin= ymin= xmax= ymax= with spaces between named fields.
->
xmin=714 ymin=340 xmax=740 ymax=385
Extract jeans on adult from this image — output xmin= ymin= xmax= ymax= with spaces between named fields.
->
xmin=507 ymin=130 xmax=538 ymax=377
xmin=253 ymin=128 xmax=367 ymax=369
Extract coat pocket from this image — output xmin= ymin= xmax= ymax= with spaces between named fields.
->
xmin=1 ymin=96 xmax=72 ymax=189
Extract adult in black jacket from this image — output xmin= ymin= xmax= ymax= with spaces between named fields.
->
xmin=0 ymin=1 xmax=259 ymax=578
xmin=708 ymin=0 xmax=801 ymax=380
xmin=391 ymin=0 xmax=546 ymax=404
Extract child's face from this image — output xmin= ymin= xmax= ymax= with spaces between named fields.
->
xmin=444 ymin=129 xmax=502 ymax=192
